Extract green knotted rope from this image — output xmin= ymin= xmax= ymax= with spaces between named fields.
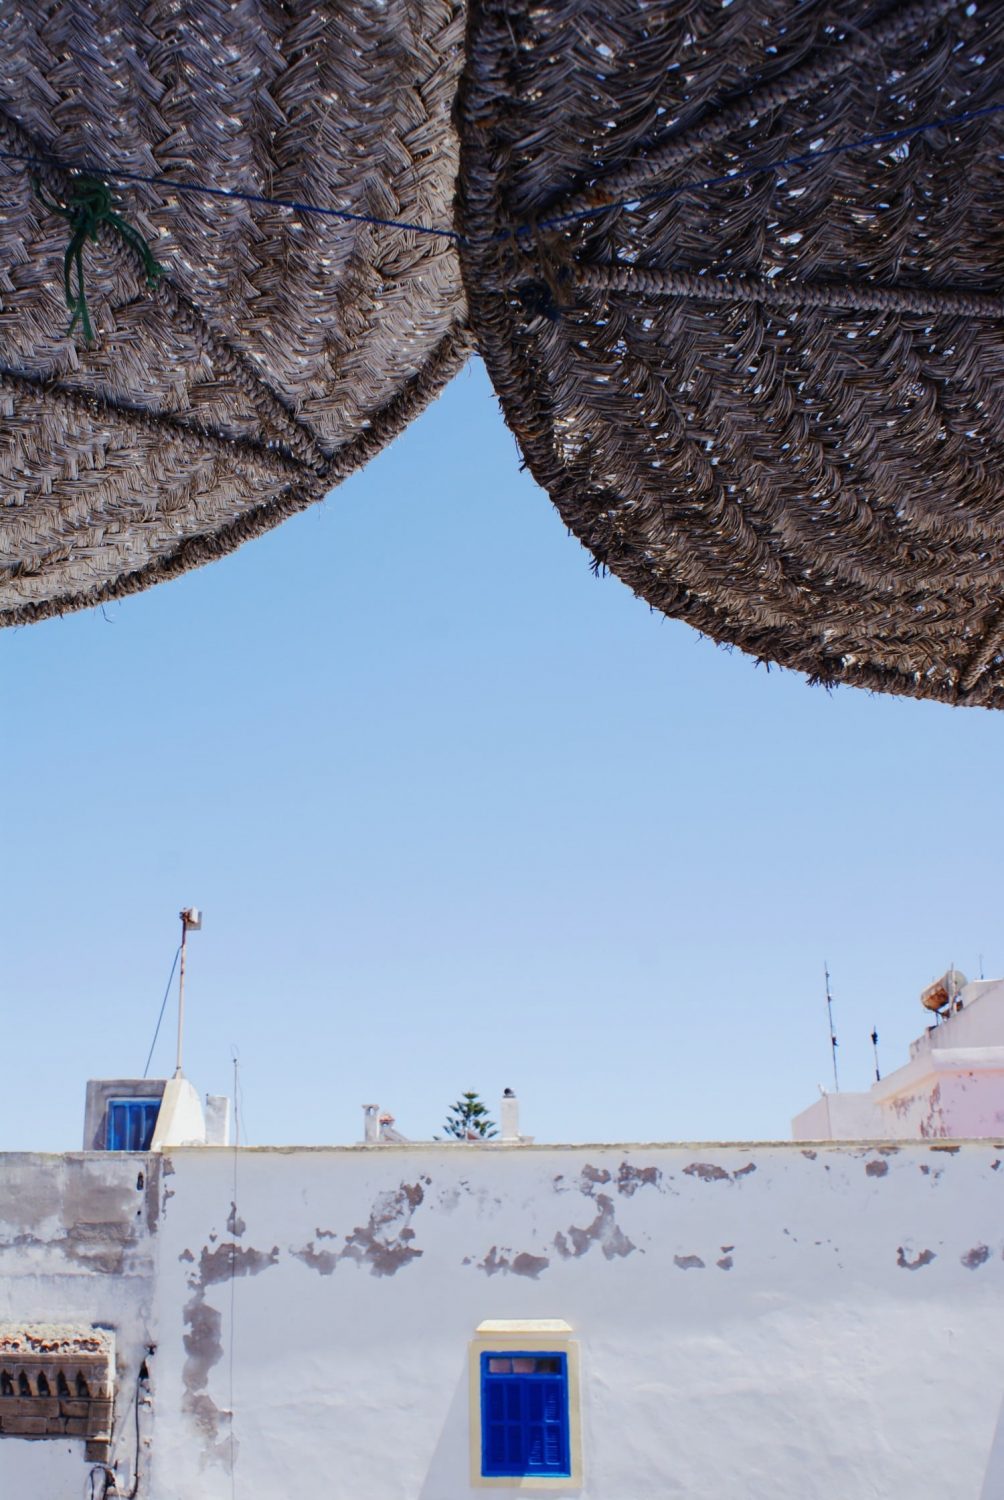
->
xmin=33 ymin=175 xmax=164 ymax=342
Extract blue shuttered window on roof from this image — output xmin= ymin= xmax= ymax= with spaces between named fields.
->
xmin=481 ymin=1352 xmax=570 ymax=1478
xmin=105 ymin=1098 xmax=160 ymax=1151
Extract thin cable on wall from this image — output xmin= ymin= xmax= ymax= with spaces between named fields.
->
xmin=229 ymin=1046 xmax=241 ymax=1500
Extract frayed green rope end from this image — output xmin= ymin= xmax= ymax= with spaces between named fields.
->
xmin=33 ymin=175 xmax=164 ymax=343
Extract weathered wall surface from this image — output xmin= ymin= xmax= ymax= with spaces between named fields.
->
xmin=792 ymin=1063 xmax=1004 ymax=1141
xmin=0 ymin=1153 xmax=158 ymax=1494
xmin=147 ymin=1142 xmax=1004 ymax=1500
xmin=881 ymin=1061 xmax=1004 ymax=1140
xmin=1 ymin=1143 xmax=1002 ymax=1499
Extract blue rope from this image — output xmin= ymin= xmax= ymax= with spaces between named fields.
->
xmin=536 ymin=102 xmax=1004 ymax=233
xmin=7 ymin=148 xmax=462 ymax=241
xmin=5 ymin=101 xmax=1002 ymax=250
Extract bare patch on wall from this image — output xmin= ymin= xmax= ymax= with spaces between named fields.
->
xmin=961 ymin=1245 xmax=991 ymax=1269
xmin=683 ymin=1163 xmax=730 ymax=1183
xmin=865 ymin=1160 xmax=889 ymax=1178
xmin=896 ymin=1246 xmax=936 ymax=1271
xmin=199 ymin=1243 xmax=278 ymax=1287
xmin=478 ymin=1247 xmax=550 ymax=1279
xmin=553 ymin=1194 xmax=635 ymax=1261
xmin=292 ymin=1242 xmax=339 ymax=1276
xmin=0 ymin=1158 xmax=163 ymax=1275
xmin=182 ymin=1240 xmax=279 ymax=1469
xmin=674 ymin=1254 xmax=705 ymax=1270
xmin=580 ymin=1165 xmax=611 ymax=1188
xmin=291 ymin=1183 xmax=426 ymax=1279
xmin=617 ymin=1162 xmax=661 ymax=1196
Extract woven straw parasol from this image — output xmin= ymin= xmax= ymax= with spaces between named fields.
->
xmin=457 ymin=0 xmax=1004 ymax=707
xmin=0 ymin=0 xmax=468 ymax=626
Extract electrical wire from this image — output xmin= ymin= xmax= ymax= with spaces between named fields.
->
xmin=229 ymin=1049 xmax=241 ymax=1500
xmin=123 ymin=1364 xmax=145 ymax=1500
xmin=142 ymin=946 xmax=180 ymax=1079
xmin=88 ymin=1360 xmax=147 ymax=1498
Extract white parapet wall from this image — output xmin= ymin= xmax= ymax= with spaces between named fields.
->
xmin=2 ymin=1140 xmax=1004 ymax=1499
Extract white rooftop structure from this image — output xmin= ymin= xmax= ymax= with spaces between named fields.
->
xmin=793 ymin=974 xmax=1004 ymax=1140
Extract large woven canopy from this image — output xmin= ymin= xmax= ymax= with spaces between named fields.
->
xmin=0 ymin=0 xmax=468 ymax=626
xmin=457 ymin=0 xmax=1004 ymax=706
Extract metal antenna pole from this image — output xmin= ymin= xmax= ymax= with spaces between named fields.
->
xmin=175 ymin=910 xmax=189 ymax=1079
xmin=175 ymin=907 xmax=202 ymax=1079
xmin=871 ymin=1027 xmax=880 ymax=1083
xmin=824 ymin=963 xmax=839 ymax=1092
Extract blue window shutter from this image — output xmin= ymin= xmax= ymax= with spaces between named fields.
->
xmin=106 ymin=1099 xmax=160 ymax=1151
xmin=481 ymin=1353 xmax=570 ymax=1478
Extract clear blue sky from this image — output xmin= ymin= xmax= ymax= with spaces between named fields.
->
xmin=3 ymin=358 xmax=1002 ymax=1153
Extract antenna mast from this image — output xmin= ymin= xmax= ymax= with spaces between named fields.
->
xmin=824 ymin=962 xmax=839 ymax=1092
xmin=871 ymin=1027 xmax=881 ymax=1083
xmin=175 ymin=907 xmax=202 ymax=1078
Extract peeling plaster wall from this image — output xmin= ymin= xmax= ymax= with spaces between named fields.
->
xmin=145 ymin=1142 xmax=1004 ymax=1500
xmin=793 ymin=1062 xmax=1004 ymax=1141
xmin=881 ymin=1065 xmax=1004 ymax=1139
xmin=1 ymin=1144 xmax=1002 ymax=1498
xmin=0 ymin=1153 xmax=158 ymax=1495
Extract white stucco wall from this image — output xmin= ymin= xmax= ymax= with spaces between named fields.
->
xmin=790 ymin=1092 xmax=882 ymax=1140
xmin=2 ymin=1141 xmax=1003 ymax=1500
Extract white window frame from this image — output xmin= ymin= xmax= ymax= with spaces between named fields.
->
xmin=469 ymin=1320 xmax=582 ymax=1489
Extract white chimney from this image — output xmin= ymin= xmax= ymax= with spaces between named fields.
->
xmin=500 ymin=1089 xmax=519 ymax=1142
xmin=205 ymin=1094 xmax=232 ymax=1146
xmin=362 ymin=1104 xmax=380 ymax=1144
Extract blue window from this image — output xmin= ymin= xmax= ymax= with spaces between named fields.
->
xmin=481 ymin=1352 xmax=570 ymax=1478
xmin=105 ymin=1099 xmax=160 ymax=1151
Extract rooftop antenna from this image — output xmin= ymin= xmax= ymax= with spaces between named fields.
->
xmin=824 ymin=962 xmax=839 ymax=1092
xmin=175 ymin=907 xmax=202 ymax=1078
xmin=871 ymin=1027 xmax=881 ymax=1083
